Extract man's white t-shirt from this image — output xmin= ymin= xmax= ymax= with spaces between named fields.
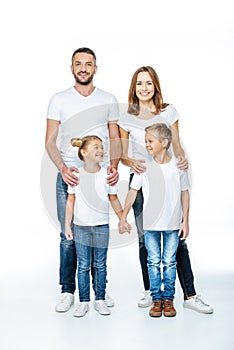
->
xmin=47 ymin=87 xmax=119 ymax=168
xmin=117 ymin=105 xmax=180 ymax=172
xmin=67 ymin=167 xmax=117 ymax=226
xmin=130 ymin=157 xmax=190 ymax=231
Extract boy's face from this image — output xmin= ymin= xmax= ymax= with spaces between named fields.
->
xmin=145 ymin=132 xmax=163 ymax=155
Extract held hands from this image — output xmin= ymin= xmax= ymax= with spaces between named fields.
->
xmin=118 ymin=218 xmax=131 ymax=234
xmin=61 ymin=165 xmax=79 ymax=187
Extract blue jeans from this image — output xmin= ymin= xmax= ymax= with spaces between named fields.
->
xmin=74 ymin=224 xmax=109 ymax=302
xmin=129 ymin=173 xmax=196 ymax=299
xmin=56 ymin=173 xmax=77 ymax=294
xmin=144 ymin=230 xmax=179 ymax=300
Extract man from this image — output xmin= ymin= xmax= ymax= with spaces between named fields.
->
xmin=45 ymin=47 xmax=121 ymax=312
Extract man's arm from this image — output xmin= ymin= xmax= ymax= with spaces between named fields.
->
xmin=45 ymin=119 xmax=78 ymax=186
xmin=107 ymin=121 xmax=122 ymax=185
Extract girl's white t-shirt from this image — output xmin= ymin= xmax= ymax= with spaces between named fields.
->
xmin=47 ymin=87 xmax=119 ymax=168
xmin=130 ymin=157 xmax=190 ymax=231
xmin=67 ymin=167 xmax=117 ymax=226
xmin=117 ymin=105 xmax=180 ymax=172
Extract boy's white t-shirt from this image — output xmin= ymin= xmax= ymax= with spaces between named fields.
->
xmin=130 ymin=157 xmax=190 ymax=231
xmin=117 ymin=105 xmax=180 ymax=172
xmin=46 ymin=87 xmax=119 ymax=168
xmin=67 ymin=167 xmax=117 ymax=226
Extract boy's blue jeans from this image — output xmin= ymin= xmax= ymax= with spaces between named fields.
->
xmin=73 ymin=224 xmax=109 ymax=302
xmin=144 ymin=230 xmax=179 ymax=300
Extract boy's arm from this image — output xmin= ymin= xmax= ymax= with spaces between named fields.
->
xmin=65 ymin=193 xmax=75 ymax=240
xmin=118 ymin=188 xmax=138 ymax=233
xmin=179 ymin=189 xmax=190 ymax=240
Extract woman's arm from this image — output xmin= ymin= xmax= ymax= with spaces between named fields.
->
xmin=170 ymin=121 xmax=188 ymax=170
xmin=119 ymin=126 xmax=146 ymax=174
xmin=179 ymin=189 xmax=190 ymax=240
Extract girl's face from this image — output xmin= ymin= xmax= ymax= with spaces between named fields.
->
xmin=135 ymin=72 xmax=155 ymax=103
xmin=81 ymin=139 xmax=104 ymax=163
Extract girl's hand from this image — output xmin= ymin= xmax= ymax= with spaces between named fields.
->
xmin=118 ymin=220 xmax=131 ymax=234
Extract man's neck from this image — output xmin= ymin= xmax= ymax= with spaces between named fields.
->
xmin=74 ymin=83 xmax=96 ymax=97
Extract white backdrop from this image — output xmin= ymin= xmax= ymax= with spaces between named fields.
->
xmin=1 ymin=0 xmax=234 ymax=285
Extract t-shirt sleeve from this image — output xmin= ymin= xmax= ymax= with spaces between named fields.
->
xmin=108 ymin=95 xmax=120 ymax=122
xmin=108 ymin=184 xmax=118 ymax=195
xmin=67 ymin=185 xmax=76 ymax=194
xmin=117 ymin=112 xmax=130 ymax=132
xmin=164 ymin=105 xmax=180 ymax=126
xmin=130 ymin=173 xmax=143 ymax=190
xmin=180 ymin=170 xmax=190 ymax=191
xmin=46 ymin=94 xmax=60 ymax=121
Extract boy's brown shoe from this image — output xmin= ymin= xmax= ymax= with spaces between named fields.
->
xmin=149 ymin=300 xmax=163 ymax=317
xmin=163 ymin=300 xmax=176 ymax=317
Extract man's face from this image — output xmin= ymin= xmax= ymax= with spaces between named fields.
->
xmin=71 ymin=52 xmax=97 ymax=85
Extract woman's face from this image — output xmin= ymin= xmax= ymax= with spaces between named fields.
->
xmin=135 ymin=71 xmax=155 ymax=103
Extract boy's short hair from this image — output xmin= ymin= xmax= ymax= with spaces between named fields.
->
xmin=145 ymin=123 xmax=172 ymax=150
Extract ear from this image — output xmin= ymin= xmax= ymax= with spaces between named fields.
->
xmin=94 ymin=65 xmax=98 ymax=74
xmin=80 ymin=149 xmax=87 ymax=158
xmin=70 ymin=64 xmax=74 ymax=73
xmin=162 ymin=139 xmax=169 ymax=149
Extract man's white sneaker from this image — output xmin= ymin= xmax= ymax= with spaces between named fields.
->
xmin=183 ymin=295 xmax=214 ymax=314
xmin=105 ymin=292 xmax=115 ymax=307
xmin=137 ymin=290 xmax=152 ymax=308
xmin=73 ymin=302 xmax=89 ymax=318
xmin=95 ymin=300 xmax=111 ymax=315
xmin=55 ymin=293 xmax=74 ymax=313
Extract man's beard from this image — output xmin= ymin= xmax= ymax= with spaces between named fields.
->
xmin=73 ymin=72 xmax=95 ymax=85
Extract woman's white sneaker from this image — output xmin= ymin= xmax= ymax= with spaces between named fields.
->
xmin=183 ymin=295 xmax=214 ymax=314
xmin=94 ymin=300 xmax=111 ymax=315
xmin=73 ymin=302 xmax=89 ymax=317
xmin=137 ymin=290 xmax=152 ymax=308
xmin=55 ymin=293 xmax=74 ymax=313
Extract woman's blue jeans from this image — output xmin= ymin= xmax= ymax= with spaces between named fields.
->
xmin=144 ymin=230 xmax=179 ymax=300
xmin=73 ymin=224 xmax=109 ymax=302
xmin=129 ymin=173 xmax=196 ymax=299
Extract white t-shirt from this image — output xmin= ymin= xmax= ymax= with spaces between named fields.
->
xmin=47 ymin=87 xmax=119 ymax=168
xmin=130 ymin=157 xmax=190 ymax=231
xmin=117 ymin=105 xmax=180 ymax=172
xmin=67 ymin=167 xmax=117 ymax=226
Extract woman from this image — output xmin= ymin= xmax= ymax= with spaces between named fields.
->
xmin=118 ymin=66 xmax=213 ymax=314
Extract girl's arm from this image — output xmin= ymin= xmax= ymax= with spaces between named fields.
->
xmin=65 ymin=193 xmax=75 ymax=240
xmin=119 ymin=127 xmax=146 ymax=174
xmin=108 ymin=194 xmax=131 ymax=234
xmin=179 ymin=189 xmax=190 ymax=240
xmin=170 ymin=121 xmax=188 ymax=170
xmin=118 ymin=188 xmax=138 ymax=233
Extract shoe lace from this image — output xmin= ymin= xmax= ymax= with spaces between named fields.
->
xmin=195 ymin=295 xmax=210 ymax=307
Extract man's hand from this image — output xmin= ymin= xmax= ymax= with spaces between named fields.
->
xmin=107 ymin=166 xmax=119 ymax=186
xmin=61 ymin=165 xmax=79 ymax=186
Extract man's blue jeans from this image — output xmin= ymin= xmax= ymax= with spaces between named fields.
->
xmin=56 ymin=172 xmax=77 ymax=294
xmin=73 ymin=224 xmax=109 ymax=302
xmin=144 ymin=230 xmax=179 ymax=300
xmin=129 ymin=173 xmax=196 ymax=299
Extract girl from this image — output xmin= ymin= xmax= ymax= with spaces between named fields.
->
xmin=65 ymin=135 xmax=128 ymax=317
